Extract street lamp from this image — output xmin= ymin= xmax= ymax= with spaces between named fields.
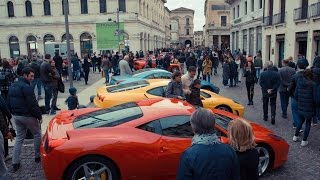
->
xmin=63 ymin=0 xmax=73 ymax=88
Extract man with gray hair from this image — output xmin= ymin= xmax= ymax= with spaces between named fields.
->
xmin=119 ymin=55 xmax=133 ymax=76
xmin=259 ymin=61 xmax=281 ymax=125
xmin=177 ymin=108 xmax=240 ymax=179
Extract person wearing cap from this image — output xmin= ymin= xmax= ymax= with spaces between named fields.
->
xmin=65 ymin=87 xmax=79 ymax=110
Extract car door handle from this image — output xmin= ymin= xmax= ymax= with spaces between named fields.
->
xmin=160 ymin=146 xmax=169 ymax=152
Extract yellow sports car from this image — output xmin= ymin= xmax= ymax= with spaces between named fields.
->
xmin=94 ymin=79 xmax=244 ymax=117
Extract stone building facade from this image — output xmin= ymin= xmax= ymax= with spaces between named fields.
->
xmin=194 ymin=31 xmax=204 ymax=47
xmin=226 ymin=0 xmax=263 ymax=56
xmin=0 ymin=0 xmax=169 ymax=59
xmin=169 ymin=7 xmax=194 ymax=48
xmin=262 ymin=0 xmax=320 ymax=67
xmin=204 ymin=0 xmax=231 ymax=49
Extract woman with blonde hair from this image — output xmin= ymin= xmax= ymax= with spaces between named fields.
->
xmin=228 ymin=119 xmax=259 ymax=180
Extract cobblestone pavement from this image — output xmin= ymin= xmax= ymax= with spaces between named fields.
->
xmin=5 ymin=70 xmax=320 ymax=179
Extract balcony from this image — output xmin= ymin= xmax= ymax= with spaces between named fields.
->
xmin=273 ymin=13 xmax=286 ymax=25
xmin=294 ymin=7 xmax=308 ymax=21
xmin=310 ymin=2 xmax=320 ymax=18
xmin=263 ymin=16 xmax=272 ymax=26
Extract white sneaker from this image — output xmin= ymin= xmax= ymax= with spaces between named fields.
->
xmin=301 ymin=141 xmax=308 ymax=147
xmin=293 ymin=136 xmax=299 ymax=142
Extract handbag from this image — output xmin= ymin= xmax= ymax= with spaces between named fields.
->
xmin=58 ymin=78 xmax=65 ymax=93
xmin=7 ymin=118 xmax=16 ymax=137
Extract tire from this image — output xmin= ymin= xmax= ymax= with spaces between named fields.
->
xmin=215 ymin=105 xmax=232 ymax=113
xmin=171 ymin=67 xmax=179 ymax=73
xmin=64 ymin=156 xmax=120 ymax=180
xmin=257 ymin=144 xmax=274 ymax=176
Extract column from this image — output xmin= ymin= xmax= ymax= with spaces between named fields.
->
xmin=253 ymin=27 xmax=257 ymax=56
xmin=37 ymin=40 xmax=44 ymax=56
xmin=306 ymin=30 xmax=314 ymax=66
xmin=230 ymin=31 xmax=233 ymax=52
xmin=0 ymin=41 xmax=10 ymax=59
xmin=270 ymin=34 xmax=277 ymax=64
xmin=20 ymin=42 xmax=27 ymax=56
xmin=239 ymin=30 xmax=243 ymax=51
xmin=73 ymin=39 xmax=81 ymax=56
xmin=246 ymin=29 xmax=250 ymax=55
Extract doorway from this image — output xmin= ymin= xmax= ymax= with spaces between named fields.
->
xmin=278 ymin=41 xmax=285 ymax=67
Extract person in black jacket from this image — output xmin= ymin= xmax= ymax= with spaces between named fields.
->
xmin=0 ymin=109 xmax=13 ymax=180
xmin=244 ymin=61 xmax=257 ymax=105
xmin=293 ymin=69 xmax=316 ymax=147
xmin=53 ymin=52 xmax=63 ymax=76
xmin=82 ymin=56 xmax=91 ymax=85
xmin=228 ymin=119 xmax=259 ymax=180
xmin=186 ymin=79 xmax=203 ymax=107
xmin=30 ymin=58 xmax=42 ymax=100
xmin=0 ymin=95 xmax=13 ymax=162
xmin=259 ymin=61 xmax=280 ymax=124
xmin=7 ymin=67 xmax=42 ymax=172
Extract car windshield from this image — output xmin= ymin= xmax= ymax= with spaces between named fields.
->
xmin=107 ymin=80 xmax=149 ymax=93
xmin=73 ymin=102 xmax=143 ymax=129
xmin=214 ymin=114 xmax=233 ymax=130
xmin=132 ymin=68 xmax=153 ymax=75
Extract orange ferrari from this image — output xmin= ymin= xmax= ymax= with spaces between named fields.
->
xmin=41 ymin=99 xmax=289 ymax=180
xmin=134 ymin=58 xmax=181 ymax=72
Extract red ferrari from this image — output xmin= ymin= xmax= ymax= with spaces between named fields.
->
xmin=134 ymin=58 xmax=181 ymax=72
xmin=41 ymin=99 xmax=289 ymax=180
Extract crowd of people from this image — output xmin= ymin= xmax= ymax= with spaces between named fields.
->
xmin=0 ymin=45 xmax=319 ymax=179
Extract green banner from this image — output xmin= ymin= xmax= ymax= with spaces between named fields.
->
xmin=96 ymin=22 xmax=124 ymax=50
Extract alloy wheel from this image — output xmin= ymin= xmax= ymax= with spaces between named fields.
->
xmin=257 ymin=146 xmax=270 ymax=176
xmin=71 ymin=162 xmax=112 ymax=180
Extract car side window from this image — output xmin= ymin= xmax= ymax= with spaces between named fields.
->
xmin=147 ymin=87 xmax=165 ymax=97
xmin=161 ymin=73 xmax=172 ymax=79
xmin=138 ymin=120 xmax=162 ymax=134
xmin=159 ymin=116 xmax=194 ymax=138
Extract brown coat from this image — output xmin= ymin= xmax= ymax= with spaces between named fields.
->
xmin=202 ymin=59 xmax=212 ymax=75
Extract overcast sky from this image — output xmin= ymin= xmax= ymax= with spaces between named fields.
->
xmin=166 ymin=0 xmax=206 ymax=31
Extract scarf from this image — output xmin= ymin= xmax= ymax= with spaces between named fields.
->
xmin=192 ymin=134 xmax=221 ymax=145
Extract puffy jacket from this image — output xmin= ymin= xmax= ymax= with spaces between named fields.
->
xmin=8 ymin=78 xmax=42 ymax=120
xmin=312 ymin=67 xmax=320 ymax=85
xmin=295 ymin=77 xmax=316 ymax=118
xmin=177 ymin=143 xmax=240 ymax=180
xmin=288 ymin=71 xmax=304 ymax=98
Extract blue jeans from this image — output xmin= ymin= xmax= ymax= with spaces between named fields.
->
xmin=103 ymin=69 xmax=110 ymax=83
xmin=291 ymin=98 xmax=300 ymax=127
xmin=44 ymin=84 xmax=53 ymax=111
xmin=255 ymin=67 xmax=261 ymax=79
xmin=73 ymin=69 xmax=80 ymax=80
xmin=213 ymin=66 xmax=218 ymax=75
xmin=31 ymin=78 xmax=42 ymax=96
xmin=0 ymin=133 xmax=10 ymax=179
xmin=12 ymin=116 xmax=41 ymax=164
xmin=204 ymin=74 xmax=210 ymax=82
xmin=295 ymin=116 xmax=312 ymax=141
xmin=279 ymin=92 xmax=290 ymax=116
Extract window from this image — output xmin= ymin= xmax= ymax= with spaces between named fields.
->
xmin=237 ymin=5 xmax=240 ymax=17
xmin=244 ymin=1 xmax=247 ymax=15
xmin=251 ymin=0 xmax=254 ymax=12
xmin=44 ymin=0 xmax=51 ymax=16
xmin=138 ymin=121 xmax=161 ymax=134
xmin=259 ymin=0 xmax=263 ymax=9
xmin=186 ymin=29 xmax=190 ymax=35
xmin=186 ymin=18 xmax=190 ymax=25
xmin=119 ymin=0 xmax=126 ymax=12
xmin=170 ymin=24 xmax=172 ymax=30
xmin=7 ymin=1 xmax=14 ymax=17
xmin=73 ymin=102 xmax=143 ymax=129
xmin=221 ymin=16 xmax=227 ymax=26
xmin=99 ymin=0 xmax=106 ymax=13
xmin=233 ymin=7 xmax=235 ymax=19
xmin=62 ymin=33 xmax=74 ymax=42
xmin=80 ymin=0 xmax=88 ymax=14
xmin=147 ymin=87 xmax=166 ymax=97
xmin=159 ymin=116 xmax=193 ymax=138
xmin=25 ymin=1 xmax=33 ymax=17
xmin=9 ymin=36 xmax=20 ymax=58
xmin=62 ymin=0 xmax=69 ymax=15
xmin=211 ymin=5 xmax=230 ymax=10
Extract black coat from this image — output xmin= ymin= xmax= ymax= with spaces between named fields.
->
xmin=244 ymin=68 xmax=256 ymax=84
xmin=259 ymin=69 xmax=280 ymax=97
xmin=30 ymin=61 xmax=41 ymax=78
xmin=53 ymin=55 xmax=63 ymax=71
xmin=8 ymin=78 xmax=42 ymax=120
xmin=295 ymin=77 xmax=316 ymax=118
xmin=236 ymin=149 xmax=259 ymax=180
xmin=82 ymin=58 xmax=91 ymax=72
xmin=186 ymin=86 xmax=203 ymax=107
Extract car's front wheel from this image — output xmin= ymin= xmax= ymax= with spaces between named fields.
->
xmin=64 ymin=156 xmax=120 ymax=180
xmin=257 ymin=144 xmax=273 ymax=176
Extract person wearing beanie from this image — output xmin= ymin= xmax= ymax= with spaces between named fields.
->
xmin=65 ymin=87 xmax=79 ymax=110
